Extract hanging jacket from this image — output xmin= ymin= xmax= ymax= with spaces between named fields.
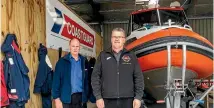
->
xmin=1 ymin=34 xmax=30 ymax=106
xmin=58 ymin=47 xmax=62 ymax=59
xmin=34 ymin=44 xmax=53 ymax=95
xmin=88 ymin=57 xmax=96 ymax=103
xmin=0 ymin=61 xmax=9 ymax=107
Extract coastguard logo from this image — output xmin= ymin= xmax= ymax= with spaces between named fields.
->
xmin=51 ymin=8 xmax=94 ymax=48
xmin=122 ymin=55 xmax=131 ymax=62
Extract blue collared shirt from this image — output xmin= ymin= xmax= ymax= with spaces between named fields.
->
xmin=70 ymin=55 xmax=83 ymax=94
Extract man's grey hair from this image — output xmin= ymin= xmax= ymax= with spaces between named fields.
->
xmin=69 ymin=38 xmax=79 ymax=45
xmin=112 ymin=28 xmax=126 ymax=36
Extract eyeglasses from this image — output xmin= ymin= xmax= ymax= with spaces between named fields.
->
xmin=111 ymin=36 xmax=125 ymax=39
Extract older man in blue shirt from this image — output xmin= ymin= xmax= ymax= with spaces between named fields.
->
xmin=52 ymin=38 xmax=89 ymax=108
xmin=70 ymin=55 xmax=83 ymax=93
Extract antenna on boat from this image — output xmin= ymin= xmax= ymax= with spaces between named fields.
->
xmin=181 ymin=0 xmax=190 ymax=7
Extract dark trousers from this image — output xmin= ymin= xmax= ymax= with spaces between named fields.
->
xmin=41 ymin=93 xmax=52 ymax=108
xmin=63 ymin=93 xmax=82 ymax=108
xmin=104 ymin=98 xmax=134 ymax=108
xmin=6 ymin=101 xmax=25 ymax=108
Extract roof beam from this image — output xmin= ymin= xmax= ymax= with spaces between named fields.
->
xmin=89 ymin=0 xmax=104 ymax=22
xmin=64 ymin=0 xmax=88 ymax=5
xmin=99 ymin=9 xmax=134 ymax=13
xmin=93 ymin=0 xmax=134 ymax=3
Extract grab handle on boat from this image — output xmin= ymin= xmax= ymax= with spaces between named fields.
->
xmin=184 ymin=24 xmax=192 ymax=30
xmin=137 ymin=27 xmax=148 ymax=31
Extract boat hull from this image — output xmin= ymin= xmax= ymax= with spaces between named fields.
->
xmin=126 ymin=28 xmax=213 ymax=79
xmin=126 ymin=27 xmax=213 ymax=100
xmin=143 ymin=66 xmax=197 ymax=100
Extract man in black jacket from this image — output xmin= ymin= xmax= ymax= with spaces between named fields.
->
xmin=91 ymin=28 xmax=144 ymax=108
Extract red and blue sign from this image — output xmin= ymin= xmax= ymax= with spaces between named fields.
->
xmin=51 ymin=8 xmax=94 ymax=48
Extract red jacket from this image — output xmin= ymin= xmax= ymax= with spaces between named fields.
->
xmin=1 ymin=61 xmax=9 ymax=107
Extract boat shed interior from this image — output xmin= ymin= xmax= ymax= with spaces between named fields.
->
xmin=1 ymin=0 xmax=213 ymax=108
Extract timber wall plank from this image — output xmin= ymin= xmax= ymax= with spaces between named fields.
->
xmin=1 ymin=0 xmax=103 ymax=108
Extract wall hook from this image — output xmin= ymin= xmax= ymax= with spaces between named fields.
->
xmin=25 ymin=41 xmax=29 ymax=44
xmin=50 ymin=45 xmax=54 ymax=48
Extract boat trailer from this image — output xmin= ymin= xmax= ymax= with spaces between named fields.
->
xmin=163 ymin=43 xmax=213 ymax=108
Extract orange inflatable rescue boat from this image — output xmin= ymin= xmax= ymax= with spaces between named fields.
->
xmin=125 ymin=7 xmax=213 ymax=100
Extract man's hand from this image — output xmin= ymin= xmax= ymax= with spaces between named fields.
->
xmin=55 ymin=98 xmax=63 ymax=108
xmin=133 ymin=99 xmax=141 ymax=108
xmin=96 ymin=98 xmax=105 ymax=108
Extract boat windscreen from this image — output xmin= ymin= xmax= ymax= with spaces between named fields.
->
xmin=132 ymin=10 xmax=159 ymax=31
xmin=159 ymin=10 xmax=188 ymax=26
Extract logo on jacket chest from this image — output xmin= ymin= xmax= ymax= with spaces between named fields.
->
xmin=122 ymin=55 xmax=131 ymax=64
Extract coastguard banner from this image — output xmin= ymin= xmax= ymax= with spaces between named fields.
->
xmin=46 ymin=0 xmax=96 ymax=56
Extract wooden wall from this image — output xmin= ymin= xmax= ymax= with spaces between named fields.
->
xmin=1 ymin=0 xmax=103 ymax=108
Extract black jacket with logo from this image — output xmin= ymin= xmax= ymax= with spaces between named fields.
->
xmin=91 ymin=48 xmax=144 ymax=100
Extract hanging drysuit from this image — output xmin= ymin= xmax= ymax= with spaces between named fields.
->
xmin=82 ymin=58 xmax=89 ymax=108
xmin=34 ymin=44 xmax=53 ymax=108
xmin=88 ymin=57 xmax=96 ymax=103
xmin=1 ymin=34 xmax=30 ymax=108
xmin=1 ymin=61 xmax=9 ymax=107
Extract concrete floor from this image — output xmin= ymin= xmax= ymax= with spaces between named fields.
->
xmin=87 ymin=102 xmax=214 ymax=108
xmin=87 ymin=102 xmax=97 ymax=108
